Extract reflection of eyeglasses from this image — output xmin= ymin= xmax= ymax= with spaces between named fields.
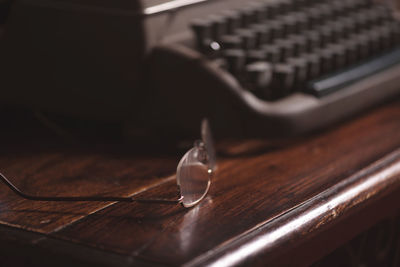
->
xmin=0 ymin=119 xmax=216 ymax=208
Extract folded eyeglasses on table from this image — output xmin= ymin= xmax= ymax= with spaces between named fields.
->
xmin=0 ymin=119 xmax=216 ymax=208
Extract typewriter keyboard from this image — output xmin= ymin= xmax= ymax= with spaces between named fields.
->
xmin=191 ymin=0 xmax=400 ymax=100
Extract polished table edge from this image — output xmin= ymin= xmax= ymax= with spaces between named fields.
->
xmin=186 ymin=148 xmax=400 ymax=267
xmin=0 ymin=147 xmax=399 ymax=267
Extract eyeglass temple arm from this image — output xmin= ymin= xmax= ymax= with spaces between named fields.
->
xmin=0 ymin=172 xmax=182 ymax=204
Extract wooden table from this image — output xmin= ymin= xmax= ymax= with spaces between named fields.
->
xmin=0 ymin=100 xmax=400 ymax=266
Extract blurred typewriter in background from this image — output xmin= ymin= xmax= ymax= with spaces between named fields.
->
xmin=1 ymin=0 xmax=400 ymax=140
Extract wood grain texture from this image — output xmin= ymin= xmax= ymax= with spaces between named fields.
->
xmin=0 ymin=100 xmax=400 ymax=266
xmin=40 ymin=101 xmax=400 ymax=264
xmin=0 ymin=144 xmax=178 ymax=233
xmin=198 ymin=151 xmax=400 ymax=266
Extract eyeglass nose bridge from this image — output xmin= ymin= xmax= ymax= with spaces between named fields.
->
xmin=193 ymin=139 xmax=205 ymax=149
xmin=193 ymin=140 xmax=209 ymax=165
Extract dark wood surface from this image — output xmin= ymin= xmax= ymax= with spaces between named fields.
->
xmin=0 ymin=100 xmax=400 ymax=266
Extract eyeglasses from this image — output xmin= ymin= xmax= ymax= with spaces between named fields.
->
xmin=0 ymin=119 xmax=216 ymax=208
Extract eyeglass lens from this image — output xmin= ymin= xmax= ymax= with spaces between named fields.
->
xmin=176 ymin=146 xmax=211 ymax=208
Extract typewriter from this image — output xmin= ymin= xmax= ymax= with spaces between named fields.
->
xmin=1 ymin=0 xmax=400 ymax=139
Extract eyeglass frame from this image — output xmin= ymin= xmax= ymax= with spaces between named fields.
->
xmin=0 ymin=119 xmax=216 ymax=208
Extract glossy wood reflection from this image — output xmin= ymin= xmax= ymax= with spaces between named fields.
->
xmin=0 ymin=101 xmax=400 ymax=266
xmin=0 ymin=147 xmax=178 ymax=233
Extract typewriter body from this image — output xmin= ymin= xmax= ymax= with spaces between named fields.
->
xmin=1 ymin=0 xmax=400 ymax=139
